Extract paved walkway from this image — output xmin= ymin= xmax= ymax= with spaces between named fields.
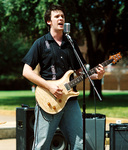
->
xmin=0 ymin=110 xmax=16 ymax=150
xmin=0 ymin=139 xmax=16 ymax=150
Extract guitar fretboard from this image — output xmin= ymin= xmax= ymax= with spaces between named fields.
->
xmin=64 ymin=58 xmax=114 ymax=90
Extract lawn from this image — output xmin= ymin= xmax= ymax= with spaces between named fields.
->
xmin=79 ymin=90 xmax=128 ymax=118
xmin=0 ymin=90 xmax=128 ymax=118
xmin=0 ymin=90 xmax=35 ymax=110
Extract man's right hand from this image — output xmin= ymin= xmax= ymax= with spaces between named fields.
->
xmin=49 ymin=84 xmax=63 ymax=99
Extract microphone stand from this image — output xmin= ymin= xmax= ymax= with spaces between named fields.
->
xmin=65 ymin=34 xmax=102 ymax=150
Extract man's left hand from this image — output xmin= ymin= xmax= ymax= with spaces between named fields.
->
xmin=95 ymin=64 xmax=105 ymax=80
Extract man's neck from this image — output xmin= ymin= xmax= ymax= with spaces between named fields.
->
xmin=50 ymin=29 xmax=63 ymax=46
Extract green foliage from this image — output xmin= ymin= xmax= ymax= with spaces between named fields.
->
xmin=0 ymin=0 xmax=60 ymax=89
xmin=0 ymin=0 xmax=127 ymax=90
xmin=0 ymin=33 xmax=30 ymax=75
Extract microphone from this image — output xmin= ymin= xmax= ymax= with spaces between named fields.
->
xmin=64 ymin=23 xmax=72 ymax=41
xmin=64 ymin=23 xmax=70 ymax=34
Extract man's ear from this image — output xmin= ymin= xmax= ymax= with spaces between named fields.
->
xmin=47 ymin=20 xmax=51 ymax=26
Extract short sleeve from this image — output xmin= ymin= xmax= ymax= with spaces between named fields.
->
xmin=22 ymin=39 xmax=41 ymax=70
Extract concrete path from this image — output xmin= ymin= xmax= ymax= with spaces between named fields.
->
xmin=0 ymin=110 xmax=16 ymax=150
xmin=0 ymin=139 xmax=16 ymax=150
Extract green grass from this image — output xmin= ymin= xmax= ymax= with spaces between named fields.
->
xmin=0 ymin=91 xmax=35 ymax=110
xmin=79 ymin=90 xmax=128 ymax=118
xmin=0 ymin=90 xmax=128 ymax=118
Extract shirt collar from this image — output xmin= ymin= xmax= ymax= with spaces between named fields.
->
xmin=45 ymin=32 xmax=54 ymax=41
xmin=45 ymin=32 xmax=69 ymax=46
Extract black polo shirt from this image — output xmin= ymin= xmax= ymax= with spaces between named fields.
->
xmin=22 ymin=32 xmax=86 ymax=80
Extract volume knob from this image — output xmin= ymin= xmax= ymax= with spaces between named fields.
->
xmin=47 ymin=102 xmax=51 ymax=107
xmin=52 ymin=106 xmax=56 ymax=110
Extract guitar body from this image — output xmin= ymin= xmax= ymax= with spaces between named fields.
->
xmin=35 ymin=70 xmax=79 ymax=114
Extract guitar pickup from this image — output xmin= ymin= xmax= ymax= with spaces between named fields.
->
xmin=49 ymin=92 xmax=57 ymax=100
xmin=64 ymin=83 xmax=71 ymax=91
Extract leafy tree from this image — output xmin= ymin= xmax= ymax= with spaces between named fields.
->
xmin=0 ymin=0 xmax=59 ymax=89
xmin=59 ymin=0 xmax=128 ymax=97
xmin=0 ymin=0 xmax=127 ymax=92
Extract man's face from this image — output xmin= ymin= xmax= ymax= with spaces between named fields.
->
xmin=47 ymin=10 xmax=65 ymax=31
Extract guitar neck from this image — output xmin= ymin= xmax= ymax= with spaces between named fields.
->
xmin=68 ymin=58 xmax=114 ymax=89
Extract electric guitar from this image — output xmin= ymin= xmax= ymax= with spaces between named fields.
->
xmin=35 ymin=52 xmax=122 ymax=114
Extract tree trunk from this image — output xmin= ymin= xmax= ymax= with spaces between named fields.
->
xmin=89 ymin=50 xmax=105 ymax=98
xmin=89 ymin=80 xmax=102 ymax=98
xmin=74 ymin=1 xmax=106 ymax=98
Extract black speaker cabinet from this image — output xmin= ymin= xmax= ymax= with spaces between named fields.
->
xmin=110 ymin=123 xmax=128 ymax=150
xmin=16 ymin=107 xmax=68 ymax=150
xmin=16 ymin=107 xmax=34 ymax=150
xmin=85 ymin=113 xmax=106 ymax=150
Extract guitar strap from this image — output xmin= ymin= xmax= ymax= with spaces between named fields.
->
xmin=44 ymin=36 xmax=76 ymax=80
xmin=44 ymin=36 xmax=57 ymax=80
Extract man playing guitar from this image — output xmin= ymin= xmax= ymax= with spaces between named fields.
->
xmin=22 ymin=4 xmax=105 ymax=150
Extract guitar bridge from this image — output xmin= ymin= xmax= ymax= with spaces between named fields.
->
xmin=64 ymin=83 xmax=71 ymax=91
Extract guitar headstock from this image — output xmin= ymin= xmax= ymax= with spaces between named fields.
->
xmin=109 ymin=52 xmax=122 ymax=64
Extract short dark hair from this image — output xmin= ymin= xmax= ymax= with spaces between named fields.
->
xmin=44 ymin=4 xmax=65 ymax=28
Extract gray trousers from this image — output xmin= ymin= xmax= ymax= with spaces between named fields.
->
xmin=33 ymin=100 xmax=83 ymax=150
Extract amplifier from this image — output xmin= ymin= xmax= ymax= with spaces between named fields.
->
xmin=110 ymin=123 xmax=128 ymax=150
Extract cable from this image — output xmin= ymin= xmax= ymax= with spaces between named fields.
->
xmin=32 ymin=104 xmax=40 ymax=150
